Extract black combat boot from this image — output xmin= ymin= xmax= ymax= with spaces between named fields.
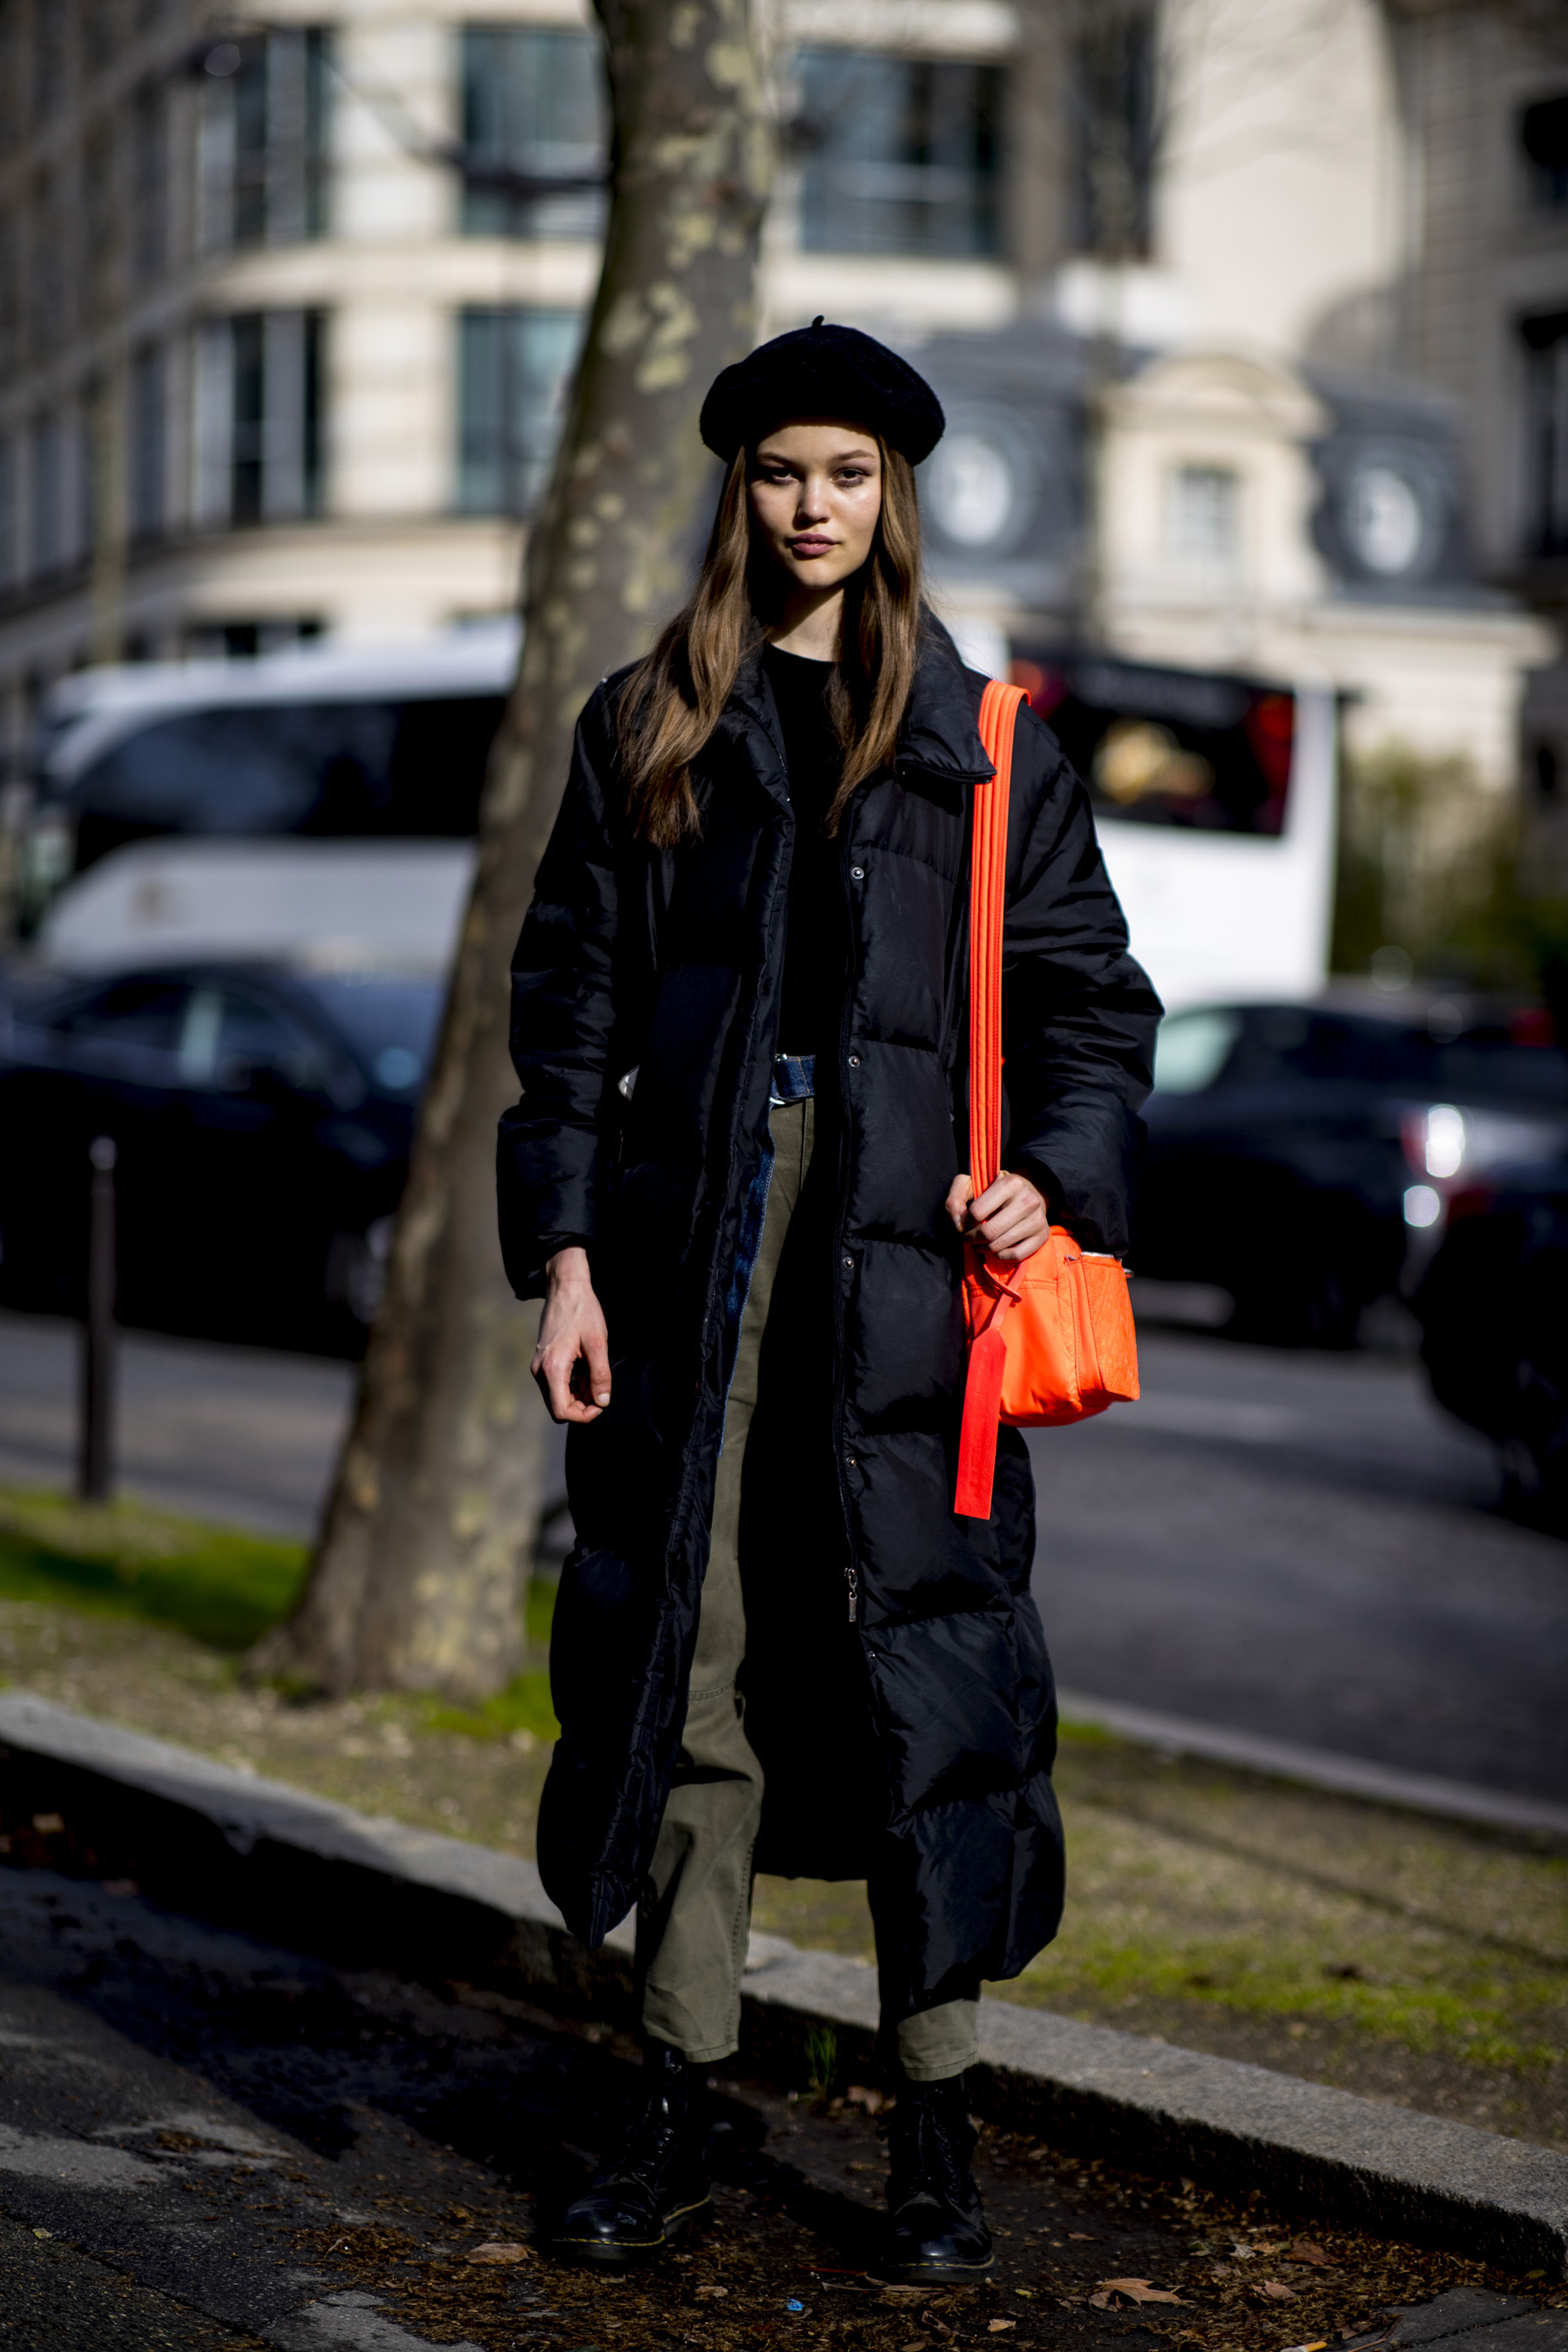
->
xmin=879 ymin=2074 xmax=993 ymax=2282
xmin=549 ymin=2042 xmax=713 ymax=2267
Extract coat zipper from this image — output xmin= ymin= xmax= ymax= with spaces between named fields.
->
xmin=831 ymin=802 xmax=864 ymax=1625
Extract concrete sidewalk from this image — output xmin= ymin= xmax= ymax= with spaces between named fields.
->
xmin=0 ymin=1689 xmax=1563 ymax=2282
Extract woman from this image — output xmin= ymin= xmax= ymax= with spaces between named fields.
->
xmin=498 ymin=321 xmax=1159 ymax=2275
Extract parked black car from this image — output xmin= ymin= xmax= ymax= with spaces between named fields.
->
xmin=0 ymin=959 xmax=443 ymax=1351
xmin=1416 ymin=1159 xmax=1568 ymax=1530
xmin=1134 ymin=998 xmax=1568 ymax=1345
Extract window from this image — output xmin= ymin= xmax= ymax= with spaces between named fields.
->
xmin=1152 ymin=1009 xmax=1242 ymax=1095
xmin=30 ymin=170 xmax=67 ymax=355
xmin=1523 ymin=312 xmax=1568 ymax=558
xmin=297 ymin=971 xmax=443 ymax=1093
xmin=30 ymin=412 xmax=64 ymax=575
xmin=131 ymin=80 xmax=168 ymax=280
xmin=1166 ymin=465 xmax=1240 ymax=569
xmin=176 ymin=985 xmax=312 ymax=1082
xmin=460 ymin=26 xmax=606 ymax=239
xmin=0 ymin=436 xmax=15 ymax=591
xmin=129 ymin=343 xmax=165 ymax=539
xmin=795 ymin=50 xmax=1001 ymax=259
xmin=212 ymin=29 xmax=331 ymax=250
xmin=0 ymin=3 xmax=18 ymax=150
xmin=0 ymin=222 xmax=16 ymax=380
xmin=195 ymin=310 xmax=325 ymax=526
xmin=66 ymin=695 xmax=503 ymax=850
xmin=1520 ymin=93 xmax=1568 ymax=211
xmin=1070 ymin=11 xmax=1154 ymax=258
xmin=57 ymin=976 xmax=191 ymax=1055
xmin=32 ymin=0 xmax=67 ymax=122
xmin=184 ymin=619 xmax=322 ymax=659
xmin=1011 ymin=652 xmax=1293 ymax=836
xmin=457 ymin=307 xmax=582 ymax=515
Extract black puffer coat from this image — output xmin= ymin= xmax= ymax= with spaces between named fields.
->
xmin=498 ymin=624 xmax=1159 ymax=2014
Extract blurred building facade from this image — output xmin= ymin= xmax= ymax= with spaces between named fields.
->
xmin=0 ymin=0 xmax=1564 ymax=823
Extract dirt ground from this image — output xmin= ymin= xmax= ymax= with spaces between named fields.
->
xmin=292 ymin=2109 xmax=1565 ymax=2352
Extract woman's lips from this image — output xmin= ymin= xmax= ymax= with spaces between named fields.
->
xmin=788 ymin=535 xmax=835 ymax=558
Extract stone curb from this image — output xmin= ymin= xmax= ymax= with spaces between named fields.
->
xmin=0 ymin=1689 xmax=1563 ymax=2281
xmin=1056 ymin=1690 xmax=1568 ymax=1843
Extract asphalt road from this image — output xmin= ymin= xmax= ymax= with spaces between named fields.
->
xmin=0 ymin=1310 xmax=356 ymax=1539
xmin=1027 ymin=1325 xmax=1567 ymax=1808
xmin=0 ymin=1306 xmax=1563 ymax=1806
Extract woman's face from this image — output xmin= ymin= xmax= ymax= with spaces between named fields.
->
xmin=748 ymin=422 xmax=883 ymax=598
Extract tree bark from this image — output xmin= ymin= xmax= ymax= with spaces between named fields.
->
xmin=258 ymin=0 xmax=773 ymax=1700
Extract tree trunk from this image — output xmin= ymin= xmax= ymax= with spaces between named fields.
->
xmin=258 ymin=0 xmax=773 ymax=1700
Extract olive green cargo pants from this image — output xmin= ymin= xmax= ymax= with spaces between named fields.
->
xmin=635 ymin=1098 xmax=981 ymax=2079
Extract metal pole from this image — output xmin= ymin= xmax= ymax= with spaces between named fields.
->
xmin=78 ymin=1136 xmax=118 ymax=1504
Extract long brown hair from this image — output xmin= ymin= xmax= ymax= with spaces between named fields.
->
xmin=617 ymin=436 xmax=926 ymax=846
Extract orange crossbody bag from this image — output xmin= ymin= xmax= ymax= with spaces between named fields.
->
xmin=954 ymin=679 xmax=1140 ymax=1519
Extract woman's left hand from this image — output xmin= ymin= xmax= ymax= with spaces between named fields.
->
xmin=945 ymin=1169 xmax=1051 ymax=1263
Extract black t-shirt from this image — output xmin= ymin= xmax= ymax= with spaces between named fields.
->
xmin=762 ymin=642 xmax=846 ymax=1058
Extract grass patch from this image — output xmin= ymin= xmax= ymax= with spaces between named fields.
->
xmin=0 ymin=1486 xmax=308 ymax=1652
xmin=0 ymin=1488 xmax=1561 ymax=2145
xmin=0 ymin=1488 xmax=563 ymax=1742
xmin=1009 ymin=1738 xmax=1568 ymax=2078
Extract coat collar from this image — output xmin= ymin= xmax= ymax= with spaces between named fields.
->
xmin=720 ymin=615 xmax=995 ymax=808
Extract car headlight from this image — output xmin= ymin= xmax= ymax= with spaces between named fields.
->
xmin=1402 ymin=1184 xmax=1443 ymax=1228
xmin=1401 ymin=1103 xmax=1565 ymax=1188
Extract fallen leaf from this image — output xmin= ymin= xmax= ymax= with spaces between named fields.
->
xmin=695 ymin=2283 xmax=728 ymax=2297
xmin=988 ymin=2324 xmax=1017 ymax=2335
xmin=1093 ymin=2280 xmax=1186 ymax=2308
xmin=880 ymin=2286 xmax=924 ymax=2304
xmin=1015 ymin=2288 xmax=1036 ymax=2300
xmin=465 ymin=2240 xmax=530 ymax=2265
xmin=900 ymin=2342 xmax=929 ymax=2351
xmin=845 ymin=2085 xmax=884 ymax=2114
xmin=1067 ymin=2231 xmax=1095 ymax=2240
xmin=1286 ymin=2242 xmax=1339 ymax=2268
xmin=1260 ymin=2280 xmax=1299 ymax=2301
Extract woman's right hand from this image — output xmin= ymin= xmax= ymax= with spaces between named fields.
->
xmin=533 ymin=1247 xmax=612 ymax=1423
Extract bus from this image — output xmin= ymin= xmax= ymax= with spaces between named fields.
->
xmin=1008 ymin=647 xmax=1336 ymax=1013
xmin=17 ymin=625 xmax=1335 ymax=1009
xmin=17 ymin=625 xmax=517 ymax=970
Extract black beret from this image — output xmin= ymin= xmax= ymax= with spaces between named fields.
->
xmin=700 ymin=319 xmax=945 ymax=465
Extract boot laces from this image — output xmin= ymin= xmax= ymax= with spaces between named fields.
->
xmin=597 ymin=2085 xmax=686 ymax=2195
xmin=891 ymin=2092 xmax=975 ymax=2215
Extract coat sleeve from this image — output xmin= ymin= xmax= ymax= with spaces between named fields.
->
xmin=497 ymin=691 xmax=624 ymax=1300
xmin=999 ymin=704 xmax=1162 ymax=1257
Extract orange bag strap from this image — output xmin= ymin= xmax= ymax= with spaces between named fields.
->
xmin=954 ymin=679 xmax=1029 ymax=1524
xmin=969 ymin=679 xmax=1028 ymax=1196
